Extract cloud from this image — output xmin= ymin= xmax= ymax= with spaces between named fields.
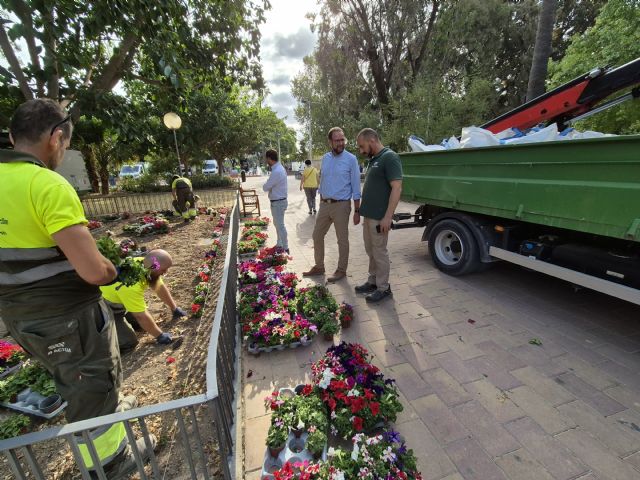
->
xmin=269 ymin=91 xmax=295 ymax=108
xmin=269 ymin=73 xmax=291 ymax=86
xmin=265 ymin=28 xmax=315 ymax=59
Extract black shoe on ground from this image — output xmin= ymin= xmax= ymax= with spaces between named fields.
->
xmin=309 ymin=210 xmax=312 ymax=215
xmin=365 ymin=288 xmax=392 ymax=303
xmin=355 ymin=282 xmax=377 ymax=294
xmin=313 ymin=209 xmax=317 ymax=214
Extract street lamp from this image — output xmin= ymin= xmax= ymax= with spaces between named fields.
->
xmin=163 ymin=112 xmax=183 ymax=174
xmin=301 ymin=100 xmax=312 ymax=162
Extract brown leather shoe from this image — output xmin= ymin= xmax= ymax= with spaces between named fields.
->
xmin=327 ymin=271 xmax=346 ymax=282
xmin=302 ymin=266 xmax=325 ymax=276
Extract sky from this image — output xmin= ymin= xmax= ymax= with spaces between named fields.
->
xmin=259 ymin=0 xmax=319 ymax=135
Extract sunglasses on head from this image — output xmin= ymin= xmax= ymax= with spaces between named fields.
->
xmin=50 ymin=115 xmax=71 ymax=136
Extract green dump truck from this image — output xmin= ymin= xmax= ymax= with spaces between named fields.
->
xmin=396 ymin=59 xmax=640 ymax=305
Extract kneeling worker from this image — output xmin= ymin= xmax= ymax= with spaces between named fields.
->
xmin=171 ymin=174 xmax=196 ymax=221
xmin=100 ymin=249 xmax=185 ymax=350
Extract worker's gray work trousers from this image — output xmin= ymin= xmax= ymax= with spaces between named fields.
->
xmin=4 ymin=299 xmax=122 ymax=422
xmin=104 ymin=301 xmax=140 ymax=352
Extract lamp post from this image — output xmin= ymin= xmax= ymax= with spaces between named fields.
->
xmin=163 ymin=112 xmax=183 ymax=174
xmin=302 ymin=100 xmax=312 ymax=162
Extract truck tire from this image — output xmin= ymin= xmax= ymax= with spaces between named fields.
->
xmin=428 ymin=219 xmax=481 ymax=275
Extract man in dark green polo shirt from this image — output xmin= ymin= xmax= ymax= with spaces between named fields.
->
xmin=355 ymin=128 xmax=403 ymax=303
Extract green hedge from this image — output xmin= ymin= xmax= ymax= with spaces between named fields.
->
xmin=120 ymin=173 xmax=235 ymax=193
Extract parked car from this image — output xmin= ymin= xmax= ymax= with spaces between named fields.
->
xmin=119 ymin=163 xmax=148 ymax=179
xmin=202 ymin=159 xmax=219 ymax=175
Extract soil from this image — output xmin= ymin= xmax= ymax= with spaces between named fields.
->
xmin=0 ymin=207 xmax=233 ymax=479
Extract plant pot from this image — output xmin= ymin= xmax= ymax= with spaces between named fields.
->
xmin=294 ymin=384 xmax=305 ymax=395
xmin=268 ymin=445 xmax=285 ymax=458
xmin=274 ymin=344 xmax=286 ymax=351
xmin=264 ymin=455 xmax=282 ymax=474
xmin=24 ymin=391 xmax=46 ymax=408
xmin=323 ymin=333 xmax=334 ymax=342
xmin=300 ymin=337 xmax=312 ymax=347
xmin=288 ymin=437 xmax=305 ymax=454
xmin=311 ymin=449 xmax=323 ymax=460
xmin=248 ymin=343 xmax=260 ymax=355
xmin=38 ymin=394 xmax=62 ymax=414
xmin=340 ymin=319 xmax=351 ymax=329
xmin=291 ymin=427 xmax=304 ymax=439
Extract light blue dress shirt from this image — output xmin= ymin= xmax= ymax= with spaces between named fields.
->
xmin=318 ymin=150 xmax=361 ymax=201
xmin=262 ymin=162 xmax=288 ymax=200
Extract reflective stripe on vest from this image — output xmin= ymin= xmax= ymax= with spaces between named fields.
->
xmin=77 ymin=422 xmax=128 ymax=470
xmin=0 ymin=247 xmax=74 ymax=285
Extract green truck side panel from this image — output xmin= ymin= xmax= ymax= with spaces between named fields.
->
xmin=400 ymin=135 xmax=640 ymax=242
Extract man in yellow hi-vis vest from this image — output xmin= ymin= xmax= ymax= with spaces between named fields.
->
xmin=299 ymin=159 xmax=320 ymax=214
xmin=171 ymin=174 xmax=197 ymax=221
xmin=0 ymin=99 xmax=155 ymax=478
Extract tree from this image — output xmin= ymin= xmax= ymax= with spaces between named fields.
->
xmin=526 ymin=0 xmax=559 ymax=101
xmin=548 ymin=0 xmax=640 ymax=134
xmin=0 ymin=0 xmax=268 ymax=117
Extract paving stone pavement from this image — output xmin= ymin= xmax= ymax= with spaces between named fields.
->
xmin=237 ymin=175 xmax=640 ymax=480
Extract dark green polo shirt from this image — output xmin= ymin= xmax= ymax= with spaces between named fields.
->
xmin=360 ymin=147 xmax=403 ymax=221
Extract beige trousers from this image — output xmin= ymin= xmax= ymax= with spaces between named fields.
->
xmin=362 ymin=216 xmax=390 ymax=291
xmin=312 ymin=201 xmax=351 ymax=273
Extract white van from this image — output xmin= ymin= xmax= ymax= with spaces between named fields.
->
xmin=119 ymin=163 xmax=147 ymax=179
xmin=202 ymin=159 xmax=219 ymax=175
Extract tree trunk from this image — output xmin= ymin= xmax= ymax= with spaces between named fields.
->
xmin=99 ymin=165 xmax=110 ymax=195
xmin=526 ymin=0 xmax=558 ymax=102
xmin=0 ymin=20 xmax=34 ymax=100
xmin=81 ymin=145 xmax=100 ymax=193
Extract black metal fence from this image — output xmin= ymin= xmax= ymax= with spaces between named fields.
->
xmin=0 ymin=200 xmax=241 ymax=479
xmin=81 ymin=188 xmax=238 ymax=217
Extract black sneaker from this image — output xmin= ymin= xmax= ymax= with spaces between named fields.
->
xmin=365 ymin=288 xmax=392 ymax=303
xmin=309 ymin=210 xmax=312 ymax=215
xmin=355 ymin=282 xmax=377 ymax=294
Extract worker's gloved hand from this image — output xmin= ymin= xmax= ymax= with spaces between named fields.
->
xmin=172 ymin=307 xmax=187 ymax=320
xmin=156 ymin=332 xmax=173 ymax=345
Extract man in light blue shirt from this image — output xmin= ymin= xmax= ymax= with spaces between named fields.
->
xmin=303 ymin=127 xmax=361 ymax=282
xmin=262 ymin=149 xmax=289 ymax=252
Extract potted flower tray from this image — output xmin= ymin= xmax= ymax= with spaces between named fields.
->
xmin=1 ymin=387 xmax=67 ymax=419
xmin=261 ymin=430 xmax=327 ymax=479
xmin=247 ymin=337 xmax=312 ymax=355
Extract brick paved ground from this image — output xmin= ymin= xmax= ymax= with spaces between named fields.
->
xmin=238 ymin=176 xmax=640 ymax=480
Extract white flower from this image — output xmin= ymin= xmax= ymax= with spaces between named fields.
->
xmin=297 ymin=419 xmax=305 ymax=430
xmin=247 ymin=271 xmax=257 ymax=279
xmin=347 ymin=388 xmax=359 ymax=397
xmin=351 ymin=442 xmax=360 ymax=461
xmin=318 ymin=368 xmax=334 ymax=389
xmin=381 ymin=446 xmax=397 ymax=463
xmin=330 ymin=410 xmax=337 ymax=419
xmin=330 ymin=425 xmax=338 ymax=436
xmin=327 ymin=447 xmax=336 ymax=457
xmin=332 ymin=470 xmax=345 ymax=480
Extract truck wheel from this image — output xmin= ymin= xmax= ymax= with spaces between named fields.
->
xmin=428 ymin=219 xmax=481 ymax=275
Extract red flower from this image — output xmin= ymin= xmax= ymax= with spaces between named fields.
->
xmin=353 ymin=416 xmax=363 ymax=431
xmin=364 ymin=388 xmax=375 ymax=400
xmin=327 ymin=397 xmax=337 ymax=411
xmin=369 ymin=401 xmax=380 ymax=416
xmin=302 ymin=384 xmax=313 ymax=396
xmin=350 ymin=396 xmax=365 ymax=414
xmin=191 ymin=304 xmax=201 ymax=314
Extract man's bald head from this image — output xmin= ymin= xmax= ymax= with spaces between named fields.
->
xmin=144 ymin=249 xmax=173 ymax=273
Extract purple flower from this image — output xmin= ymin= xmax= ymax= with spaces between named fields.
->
xmin=384 ymin=430 xmax=402 ymax=444
xmin=150 ymin=257 xmax=161 ymax=271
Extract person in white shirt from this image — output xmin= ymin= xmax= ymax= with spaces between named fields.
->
xmin=262 ymin=149 xmax=289 ymax=253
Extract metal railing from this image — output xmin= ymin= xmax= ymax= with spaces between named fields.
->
xmin=81 ymin=188 xmax=238 ymax=217
xmin=0 ymin=199 xmax=240 ymax=479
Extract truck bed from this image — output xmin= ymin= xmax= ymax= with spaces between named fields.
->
xmin=400 ymin=135 xmax=640 ymax=243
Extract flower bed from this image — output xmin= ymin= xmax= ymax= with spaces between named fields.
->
xmin=122 ymin=214 xmax=170 ymax=236
xmin=190 ymin=239 xmax=222 ymax=318
xmin=260 ymin=343 xmax=421 ymax=480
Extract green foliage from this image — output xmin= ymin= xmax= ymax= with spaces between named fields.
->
xmin=120 ymin=173 xmax=234 ymax=193
xmin=305 ymin=429 xmax=327 ymax=456
xmin=548 ymin=0 xmax=640 ymax=134
xmin=0 ymin=361 xmax=57 ymax=401
xmin=266 ymin=421 xmax=288 ymax=448
xmin=96 ymin=237 xmax=150 ymax=286
xmin=0 ymin=414 xmax=31 ymax=440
